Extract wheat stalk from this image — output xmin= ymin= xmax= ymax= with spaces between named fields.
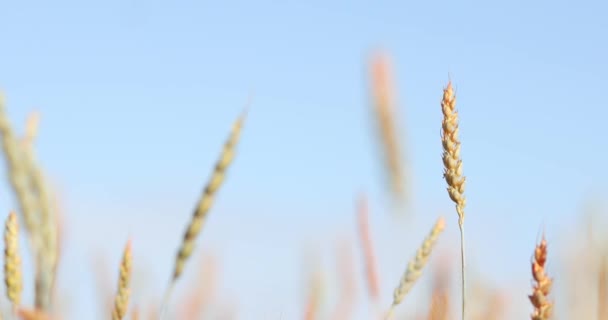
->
xmin=600 ymin=255 xmax=607 ymax=320
xmin=17 ymin=308 xmax=52 ymax=320
xmin=161 ymin=111 xmax=246 ymax=317
xmin=529 ymin=236 xmax=552 ymax=320
xmin=176 ymin=253 xmax=218 ymax=319
xmin=440 ymin=80 xmax=467 ymax=319
xmin=385 ymin=217 xmax=445 ymax=319
xmin=112 ymin=240 xmax=133 ymax=320
xmin=4 ymin=211 xmax=23 ymax=310
xmin=304 ymin=268 xmax=324 ymax=320
xmin=330 ymin=238 xmax=356 ymax=320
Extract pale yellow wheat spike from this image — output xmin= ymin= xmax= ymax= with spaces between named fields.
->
xmin=0 ymin=94 xmax=42 ymax=254
xmin=0 ymin=95 xmax=57 ymax=311
xmin=160 ymin=111 xmax=246 ymax=318
xmin=529 ymin=236 xmax=552 ymax=320
xmin=441 ymin=80 xmax=467 ymax=319
xmin=4 ymin=211 xmax=23 ymax=308
xmin=112 ymin=240 xmax=133 ymax=320
xmin=385 ymin=217 xmax=446 ymax=319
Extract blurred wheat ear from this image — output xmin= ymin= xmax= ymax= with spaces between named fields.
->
xmin=0 ymin=96 xmax=58 ymax=312
xmin=112 ymin=240 xmax=133 ymax=320
xmin=160 ymin=110 xmax=247 ymax=318
xmin=369 ymin=52 xmax=408 ymax=208
xmin=5 ymin=211 xmax=23 ymax=312
xmin=385 ymin=217 xmax=445 ymax=319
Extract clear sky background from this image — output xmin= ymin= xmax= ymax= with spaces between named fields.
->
xmin=0 ymin=1 xmax=607 ymax=319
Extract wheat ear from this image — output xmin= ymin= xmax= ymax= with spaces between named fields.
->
xmin=112 ymin=240 xmax=133 ymax=320
xmin=529 ymin=236 xmax=552 ymax=320
xmin=160 ymin=112 xmax=246 ymax=317
xmin=0 ymin=97 xmax=57 ymax=311
xmin=369 ymin=52 xmax=407 ymax=205
xmin=16 ymin=308 xmax=51 ymax=320
xmin=0 ymin=94 xmax=42 ymax=256
xmin=385 ymin=217 xmax=445 ymax=319
xmin=356 ymin=194 xmax=380 ymax=302
xmin=4 ymin=211 xmax=22 ymax=310
xmin=440 ymin=80 xmax=467 ymax=319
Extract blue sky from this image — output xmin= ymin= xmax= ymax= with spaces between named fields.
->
xmin=0 ymin=0 xmax=607 ymax=319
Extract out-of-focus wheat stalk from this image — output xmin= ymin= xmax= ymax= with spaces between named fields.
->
xmin=21 ymin=111 xmax=40 ymax=151
xmin=427 ymin=255 xmax=451 ymax=320
xmin=177 ymin=254 xmax=218 ymax=319
xmin=440 ymin=80 xmax=467 ymax=319
xmin=529 ymin=236 xmax=552 ymax=320
xmin=599 ymin=254 xmax=607 ymax=320
xmin=17 ymin=308 xmax=51 ymax=320
xmin=369 ymin=52 xmax=407 ymax=206
xmin=161 ymin=110 xmax=246 ymax=318
xmin=5 ymin=211 xmax=23 ymax=311
xmin=480 ymin=291 xmax=506 ymax=320
xmin=385 ymin=217 xmax=446 ymax=319
xmin=92 ymin=251 xmax=114 ymax=318
xmin=356 ymin=194 xmax=380 ymax=303
xmin=131 ymin=306 xmax=140 ymax=320
xmin=304 ymin=267 xmax=324 ymax=320
xmin=112 ymin=240 xmax=133 ymax=320
xmin=330 ymin=238 xmax=356 ymax=320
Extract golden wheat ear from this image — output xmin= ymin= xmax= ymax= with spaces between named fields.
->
xmin=385 ymin=217 xmax=446 ymax=320
xmin=112 ymin=240 xmax=133 ymax=320
xmin=4 ymin=211 xmax=23 ymax=311
xmin=529 ymin=236 xmax=552 ymax=320
xmin=440 ymin=80 xmax=468 ymax=319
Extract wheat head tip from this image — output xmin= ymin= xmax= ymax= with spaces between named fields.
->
xmin=112 ymin=240 xmax=133 ymax=320
xmin=529 ymin=236 xmax=552 ymax=320
xmin=441 ymin=81 xmax=466 ymax=226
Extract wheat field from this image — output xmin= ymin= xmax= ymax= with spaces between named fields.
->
xmin=0 ymin=2 xmax=606 ymax=319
